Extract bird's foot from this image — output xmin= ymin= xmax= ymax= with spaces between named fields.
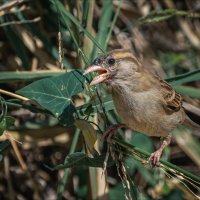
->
xmin=148 ymin=134 xmax=171 ymax=167
xmin=148 ymin=149 xmax=162 ymax=167
xmin=101 ymin=124 xmax=125 ymax=142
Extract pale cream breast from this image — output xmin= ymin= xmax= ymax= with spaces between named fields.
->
xmin=112 ymin=86 xmax=184 ymax=137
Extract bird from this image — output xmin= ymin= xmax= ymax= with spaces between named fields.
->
xmin=84 ymin=49 xmax=200 ymax=166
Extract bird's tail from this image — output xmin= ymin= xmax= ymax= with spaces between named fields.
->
xmin=183 ymin=116 xmax=200 ymax=136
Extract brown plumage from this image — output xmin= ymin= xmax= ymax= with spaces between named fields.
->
xmin=84 ymin=49 xmax=200 ymax=166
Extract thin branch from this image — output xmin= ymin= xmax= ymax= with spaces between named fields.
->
xmin=5 ymin=132 xmax=27 ymax=172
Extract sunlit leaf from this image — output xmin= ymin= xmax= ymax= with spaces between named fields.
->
xmin=17 ymin=70 xmax=85 ymax=125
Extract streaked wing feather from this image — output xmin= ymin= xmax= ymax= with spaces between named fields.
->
xmin=159 ymin=79 xmax=182 ymax=112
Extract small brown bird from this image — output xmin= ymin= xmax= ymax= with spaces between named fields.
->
xmin=84 ymin=49 xmax=200 ymax=166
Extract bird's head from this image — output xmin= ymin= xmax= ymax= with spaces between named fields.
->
xmin=84 ymin=49 xmax=143 ymax=86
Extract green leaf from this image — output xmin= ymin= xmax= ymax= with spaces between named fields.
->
xmin=105 ymin=0 xmax=123 ymax=50
xmin=58 ymin=103 xmax=76 ymax=125
xmin=167 ymin=69 xmax=200 ymax=86
xmin=77 ymin=95 xmax=114 ymax=115
xmin=0 ymin=140 xmax=10 ymax=152
xmin=129 ymin=132 xmax=154 ymax=153
xmin=166 ymin=190 xmax=183 ymax=200
xmin=17 ymin=70 xmax=85 ymax=125
xmin=0 ymin=140 xmax=10 ymax=163
xmin=0 ymin=71 xmax=64 ymax=83
xmin=0 ymin=116 xmax=15 ymax=136
xmin=0 ymin=118 xmax=6 ymax=136
xmin=109 ymin=179 xmax=138 ymax=200
xmin=91 ymin=0 xmax=113 ymax=60
xmin=51 ymin=0 xmax=104 ymax=54
xmin=46 ymin=152 xmax=114 ymax=170
xmin=5 ymin=116 xmax=15 ymax=128
xmin=174 ymin=85 xmax=200 ymax=99
xmin=109 ymin=183 xmax=129 ymax=200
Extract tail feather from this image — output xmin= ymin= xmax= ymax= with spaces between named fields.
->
xmin=183 ymin=116 xmax=200 ymax=136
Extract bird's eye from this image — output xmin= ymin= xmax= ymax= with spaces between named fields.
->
xmin=107 ymin=58 xmax=115 ymax=65
xmin=93 ymin=58 xmax=101 ymax=65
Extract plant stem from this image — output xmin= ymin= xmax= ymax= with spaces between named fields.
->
xmin=105 ymin=0 xmax=123 ymax=50
xmin=112 ymin=138 xmax=200 ymax=183
xmin=0 ymin=89 xmax=29 ymax=101
xmin=57 ymin=129 xmax=80 ymax=200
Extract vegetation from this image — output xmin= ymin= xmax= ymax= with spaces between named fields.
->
xmin=0 ymin=0 xmax=200 ymax=199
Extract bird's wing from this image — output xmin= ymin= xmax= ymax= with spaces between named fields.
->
xmin=159 ymin=78 xmax=183 ymax=112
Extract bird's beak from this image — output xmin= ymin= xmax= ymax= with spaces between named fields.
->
xmin=83 ymin=65 xmax=110 ymax=85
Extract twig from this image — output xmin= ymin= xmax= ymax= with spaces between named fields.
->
xmin=5 ymin=132 xmax=27 ymax=172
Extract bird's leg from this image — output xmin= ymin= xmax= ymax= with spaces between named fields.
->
xmin=102 ymin=124 xmax=125 ymax=142
xmin=148 ymin=134 xmax=172 ymax=167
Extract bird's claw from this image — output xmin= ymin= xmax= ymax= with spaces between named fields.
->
xmin=148 ymin=150 xmax=162 ymax=167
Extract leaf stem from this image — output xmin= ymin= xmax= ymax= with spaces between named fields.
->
xmin=0 ymin=89 xmax=29 ymax=101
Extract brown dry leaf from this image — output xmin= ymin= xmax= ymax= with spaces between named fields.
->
xmin=74 ymin=119 xmax=98 ymax=156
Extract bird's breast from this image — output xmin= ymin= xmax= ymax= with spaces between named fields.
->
xmin=112 ymin=88 xmax=179 ymax=137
